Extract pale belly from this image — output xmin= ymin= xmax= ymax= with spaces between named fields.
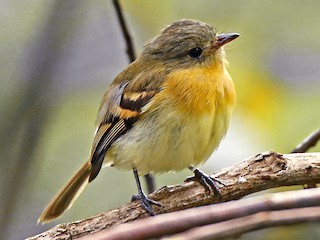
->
xmin=104 ymin=104 xmax=232 ymax=175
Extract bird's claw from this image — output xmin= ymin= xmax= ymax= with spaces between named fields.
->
xmin=131 ymin=193 xmax=162 ymax=216
xmin=185 ymin=168 xmax=225 ymax=201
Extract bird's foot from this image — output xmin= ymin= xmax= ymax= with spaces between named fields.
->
xmin=131 ymin=192 xmax=162 ymax=216
xmin=185 ymin=168 xmax=225 ymax=201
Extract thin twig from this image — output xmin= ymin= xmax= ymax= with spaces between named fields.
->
xmin=112 ymin=0 xmax=136 ymax=62
xmin=291 ymin=129 xmax=320 ymax=153
xmin=144 ymin=173 xmax=156 ymax=194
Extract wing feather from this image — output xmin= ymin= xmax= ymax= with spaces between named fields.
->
xmin=88 ymin=77 xmax=162 ymax=181
xmin=89 ymin=120 xmax=127 ymax=181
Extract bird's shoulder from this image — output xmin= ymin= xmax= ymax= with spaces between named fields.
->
xmin=96 ymin=61 xmax=168 ymax=125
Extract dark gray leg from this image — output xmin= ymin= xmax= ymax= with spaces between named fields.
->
xmin=131 ymin=169 xmax=161 ymax=215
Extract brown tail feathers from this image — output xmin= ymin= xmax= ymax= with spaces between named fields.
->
xmin=38 ymin=161 xmax=92 ymax=224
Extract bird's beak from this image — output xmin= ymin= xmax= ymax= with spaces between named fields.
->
xmin=214 ymin=33 xmax=240 ymax=48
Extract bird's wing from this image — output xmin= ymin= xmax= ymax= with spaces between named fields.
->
xmin=88 ymin=76 xmax=162 ymax=182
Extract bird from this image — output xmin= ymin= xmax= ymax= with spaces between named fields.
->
xmin=38 ymin=19 xmax=239 ymax=223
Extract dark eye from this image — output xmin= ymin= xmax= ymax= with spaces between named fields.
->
xmin=188 ymin=47 xmax=203 ymax=58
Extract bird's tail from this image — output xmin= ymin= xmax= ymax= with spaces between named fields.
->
xmin=38 ymin=161 xmax=92 ymax=224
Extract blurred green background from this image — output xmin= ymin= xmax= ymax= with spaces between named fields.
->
xmin=0 ymin=0 xmax=319 ymax=239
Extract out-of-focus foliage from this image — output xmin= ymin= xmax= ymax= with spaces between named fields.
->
xmin=0 ymin=1 xmax=319 ymax=239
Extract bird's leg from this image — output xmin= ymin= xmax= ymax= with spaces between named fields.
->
xmin=131 ymin=169 xmax=161 ymax=216
xmin=186 ymin=165 xmax=225 ymax=201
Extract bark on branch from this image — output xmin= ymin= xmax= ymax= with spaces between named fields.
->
xmin=83 ymin=188 xmax=320 ymax=240
xmin=28 ymin=151 xmax=320 ymax=240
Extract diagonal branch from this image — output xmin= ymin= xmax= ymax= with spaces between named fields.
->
xmin=112 ymin=0 xmax=136 ymax=62
xmin=291 ymin=129 xmax=320 ymax=153
xmin=27 ymin=151 xmax=320 ymax=240
xmin=163 ymin=206 xmax=320 ymax=240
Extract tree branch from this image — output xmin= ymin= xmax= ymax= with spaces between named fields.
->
xmin=291 ymin=129 xmax=320 ymax=153
xmin=164 ymin=206 xmax=320 ymax=240
xmin=27 ymin=151 xmax=320 ymax=240
xmin=81 ymin=188 xmax=320 ymax=240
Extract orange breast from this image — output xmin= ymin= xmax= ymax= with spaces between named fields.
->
xmin=160 ymin=64 xmax=236 ymax=116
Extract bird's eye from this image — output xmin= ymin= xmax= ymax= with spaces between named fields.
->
xmin=188 ymin=47 xmax=203 ymax=58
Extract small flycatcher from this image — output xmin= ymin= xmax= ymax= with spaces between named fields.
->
xmin=39 ymin=19 xmax=239 ymax=223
